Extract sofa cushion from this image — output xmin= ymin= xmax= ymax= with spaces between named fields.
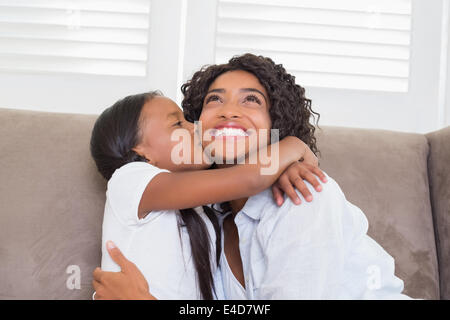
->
xmin=316 ymin=126 xmax=440 ymax=299
xmin=426 ymin=126 xmax=450 ymax=299
xmin=0 ymin=108 xmax=106 ymax=299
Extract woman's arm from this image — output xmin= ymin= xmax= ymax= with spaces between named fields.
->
xmin=138 ymin=136 xmax=308 ymax=218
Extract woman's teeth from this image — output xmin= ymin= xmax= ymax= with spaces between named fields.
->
xmin=213 ymin=127 xmax=249 ymax=137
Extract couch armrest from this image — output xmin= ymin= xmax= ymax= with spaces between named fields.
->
xmin=426 ymin=126 xmax=450 ymax=299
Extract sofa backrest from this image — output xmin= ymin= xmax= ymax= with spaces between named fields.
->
xmin=0 ymin=108 xmax=441 ymax=299
xmin=0 ymin=108 xmax=106 ymax=299
xmin=315 ymin=126 xmax=439 ymax=299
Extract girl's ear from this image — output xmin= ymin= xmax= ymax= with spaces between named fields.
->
xmin=132 ymin=146 xmax=153 ymax=164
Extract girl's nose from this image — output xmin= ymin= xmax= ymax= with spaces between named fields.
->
xmin=185 ymin=121 xmax=195 ymax=134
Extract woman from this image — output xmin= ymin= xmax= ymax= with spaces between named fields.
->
xmin=94 ymin=53 xmax=409 ymax=299
xmin=183 ymin=54 xmax=409 ymax=299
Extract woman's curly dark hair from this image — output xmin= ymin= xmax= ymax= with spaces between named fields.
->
xmin=181 ymin=53 xmax=321 ymax=157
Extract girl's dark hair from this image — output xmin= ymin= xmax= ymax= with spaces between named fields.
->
xmin=90 ymin=92 xmax=220 ymax=300
xmin=90 ymin=91 xmax=159 ymax=180
xmin=179 ymin=206 xmax=221 ymax=300
xmin=181 ymin=53 xmax=321 ymax=157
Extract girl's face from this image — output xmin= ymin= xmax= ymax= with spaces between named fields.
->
xmin=133 ymin=96 xmax=208 ymax=172
xmin=199 ymin=70 xmax=272 ymax=164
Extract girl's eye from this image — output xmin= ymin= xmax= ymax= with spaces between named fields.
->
xmin=173 ymin=120 xmax=183 ymax=127
xmin=205 ymin=94 xmax=222 ymax=104
xmin=244 ymin=94 xmax=262 ymax=105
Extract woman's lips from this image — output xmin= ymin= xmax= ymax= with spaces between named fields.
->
xmin=212 ymin=127 xmax=249 ymax=138
xmin=211 ymin=122 xmax=250 ymax=138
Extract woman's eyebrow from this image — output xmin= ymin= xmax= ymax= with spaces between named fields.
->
xmin=206 ymin=88 xmax=225 ymax=94
xmin=206 ymin=87 xmax=268 ymax=104
xmin=240 ymin=88 xmax=268 ymax=103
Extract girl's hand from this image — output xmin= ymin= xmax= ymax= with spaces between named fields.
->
xmin=92 ymin=241 xmax=156 ymax=300
xmin=271 ymin=161 xmax=328 ymax=206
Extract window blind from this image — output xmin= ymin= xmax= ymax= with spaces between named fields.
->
xmin=215 ymin=0 xmax=412 ymax=92
xmin=0 ymin=0 xmax=151 ymax=76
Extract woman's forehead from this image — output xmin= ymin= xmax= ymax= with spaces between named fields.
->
xmin=208 ymin=70 xmax=266 ymax=93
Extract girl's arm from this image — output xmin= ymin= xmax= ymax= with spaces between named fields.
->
xmin=138 ymin=136 xmax=306 ymax=218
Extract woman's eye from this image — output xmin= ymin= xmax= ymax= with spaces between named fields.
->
xmin=173 ymin=120 xmax=183 ymax=127
xmin=244 ymin=94 xmax=262 ymax=105
xmin=205 ymin=94 xmax=222 ymax=104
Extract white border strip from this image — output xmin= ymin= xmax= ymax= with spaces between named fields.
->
xmin=176 ymin=0 xmax=188 ymax=106
xmin=438 ymin=0 xmax=449 ymax=128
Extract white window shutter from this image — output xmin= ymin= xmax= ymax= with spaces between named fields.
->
xmin=0 ymin=0 xmax=151 ymax=76
xmin=215 ymin=0 xmax=412 ymax=92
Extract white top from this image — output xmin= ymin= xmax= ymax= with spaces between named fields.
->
xmin=215 ymin=172 xmax=412 ymax=300
xmin=101 ymin=161 xmax=222 ymax=300
xmin=217 ymin=212 xmax=247 ymax=300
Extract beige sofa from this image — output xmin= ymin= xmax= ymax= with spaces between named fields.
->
xmin=0 ymin=107 xmax=449 ymax=300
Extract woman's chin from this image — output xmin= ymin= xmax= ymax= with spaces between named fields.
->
xmin=208 ymin=150 xmax=248 ymax=165
xmin=202 ymin=136 xmax=260 ymax=165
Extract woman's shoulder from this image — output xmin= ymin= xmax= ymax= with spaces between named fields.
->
xmin=258 ymin=172 xmax=366 ymax=239
xmin=259 ymin=172 xmax=343 ymax=216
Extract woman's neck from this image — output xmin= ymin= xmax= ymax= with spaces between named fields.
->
xmin=216 ymin=163 xmax=249 ymax=217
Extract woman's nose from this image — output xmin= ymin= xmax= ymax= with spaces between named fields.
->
xmin=219 ymin=102 xmax=242 ymax=119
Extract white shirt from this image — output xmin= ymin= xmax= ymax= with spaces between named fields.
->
xmin=101 ymin=161 xmax=222 ymax=299
xmin=215 ymin=172 xmax=412 ymax=300
xmin=217 ymin=212 xmax=247 ymax=300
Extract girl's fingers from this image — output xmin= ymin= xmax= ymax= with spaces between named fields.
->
xmin=292 ymin=176 xmax=313 ymax=202
xmin=301 ymin=170 xmax=323 ymax=193
xmin=278 ymin=176 xmax=301 ymax=205
xmin=303 ymin=163 xmax=327 ymax=184
xmin=296 ymin=162 xmax=327 ymax=186
xmin=311 ymin=166 xmax=328 ymax=183
xmin=271 ymin=184 xmax=285 ymax=206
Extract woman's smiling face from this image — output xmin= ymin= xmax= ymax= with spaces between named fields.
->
xmin=198 ymin=70 xmax=272 ymax=164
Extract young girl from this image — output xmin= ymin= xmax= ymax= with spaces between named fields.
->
xmin=90 ymin=91 xmax=325 ymax=299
